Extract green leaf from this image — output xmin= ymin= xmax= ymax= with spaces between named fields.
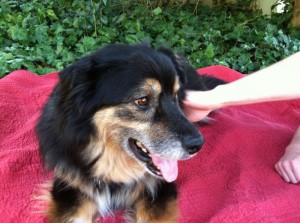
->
xmin=2 ymin=53 xmax=14 ymax=60
xmin=204 ymin=43 xmax=215 ymax=59
xmin=54 ymin=24 xmax=64 ymax=34
xmin=35 ymin=25 xmax=49 ymax=44
xmin=152 ymin=7 xmax=162 ymax=16
xmin=8 ymin=26 xmax=28 ymax=41
xmin=124 ymin=34 xmax=139 ymax=44
xmin=116 ymin=13 xmax=126 ymax=24
xmin=82 ymin=37 xmax=96 ymax=47
xmin=101 ymin=16 xmax=108 ymax=25
xmin=47 ymin=9 xmax=58 ymax=20
xmin=136 ymin=19 xmax=141 ymax=32
xmin=37 ymin=8 xmax=46 ymax=20
xmin=81 ymin=37 xmax=97 ymax=52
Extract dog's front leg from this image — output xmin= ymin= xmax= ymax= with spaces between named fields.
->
xmin=128 ymin=182 xmax=179 ymax=223
xmin=47 ymin=178 xmax=98 ymax=223
xmin=135 ymin=197 xmax=179 ymax=223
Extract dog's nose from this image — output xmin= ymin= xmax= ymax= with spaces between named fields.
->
xmin=185 ymin=135 xmax=205 ymax=155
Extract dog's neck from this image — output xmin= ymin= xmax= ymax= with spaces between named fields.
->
xmin=92 ymin=172 xmax=159 ymax=189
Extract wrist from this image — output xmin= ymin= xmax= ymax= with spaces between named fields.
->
xmin=209 ymin=84 xmax=230 ymax=109
xmin=185 ymin=88 xmax=224 ymax=110
xmin=285 ymin=143 xmax=300 ymax=155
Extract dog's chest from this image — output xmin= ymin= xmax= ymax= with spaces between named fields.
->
xmin=94 ymin=178 xmax=158 ymax=217
xmin=93 ymin=182 xmax=140 ymax=217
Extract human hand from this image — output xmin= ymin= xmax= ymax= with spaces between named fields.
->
xmin=275 ymin=144 xmax=300 ymax=184
xmin=183 ymin=90 xmax=221 ymax=122
xmin=183 ymin=102 xmax=213 ymax=122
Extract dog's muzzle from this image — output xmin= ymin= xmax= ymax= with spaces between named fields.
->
xmin=128 ymin=134 xmax=204 ymax=182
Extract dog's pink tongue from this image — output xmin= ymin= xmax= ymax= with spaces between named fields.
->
xmin=151 ymin=154 xmax=178 ymax=182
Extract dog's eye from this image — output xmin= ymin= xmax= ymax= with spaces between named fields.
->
xmin=135 ymin=97 xmax=150 ymax=108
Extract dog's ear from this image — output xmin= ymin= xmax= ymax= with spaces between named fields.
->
xmin=157 ymin=46 xmax=188 ymax=85
xmin=59 ymin=56 xmax=94 ymax=92
xmin=158 ymin=46 xmax=197 ymax=103
xmin=58 ymin=53 xmax=121 ymax=114
xmin=157 ymin=46 xmax=226 ymax=103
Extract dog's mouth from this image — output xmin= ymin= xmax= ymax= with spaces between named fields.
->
xmin=128 ymin=138 xmax=178 ymax=182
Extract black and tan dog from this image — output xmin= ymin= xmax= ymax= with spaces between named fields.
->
xmin=36 ymin=44 xmax=224 ymax=223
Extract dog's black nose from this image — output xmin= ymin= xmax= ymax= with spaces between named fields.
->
xmin=185 ymin=135 xmax=205 ymax=155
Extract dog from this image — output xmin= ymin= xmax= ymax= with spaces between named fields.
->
xmin=36 ymin=43 xmax=225 ymax=223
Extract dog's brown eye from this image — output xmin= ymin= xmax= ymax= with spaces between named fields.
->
xmin=135 ymin=97 xmax=149 ymax=107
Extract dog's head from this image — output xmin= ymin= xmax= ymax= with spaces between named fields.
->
xmin=49 ymin=44 xmax=204 ymax=183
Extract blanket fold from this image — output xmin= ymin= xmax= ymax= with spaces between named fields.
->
xmin=1 ymin=66 xmax=299 ymax=223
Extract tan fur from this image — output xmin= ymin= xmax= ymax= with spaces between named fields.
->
xmin=133 ymin=198 xmax=179 ymax=223
xmin=72 ymin=198 xmax=98 ymax=222
xmin=92 ymin=109 xmax=146 ymax=183
xmin=93 ymin=133 xmax=145 ymax=183
xmin=92 ymin=104 xmax=151 ymax=132
xmin=54 ymin=168 xmax=81 ymax=187
xmin=31 ymin=181 xmax=53 ymax=216
xmin=144 ymin=78 xmax=162 ymax=97
xmin=54 ymin=167 xmax=96 ymax=200
xmin=173 ymin=77 xmax=180 ymax=93
xmin=154 ymin=199 xmax=179 ymax=223
xmin=47 ymin=197 xmax=60 ymax=223
xmin=93 ymin=106 xmax=150 ymax=130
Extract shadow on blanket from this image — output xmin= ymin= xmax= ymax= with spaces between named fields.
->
xmin=0 ymin=66 xmax=300 ymax=223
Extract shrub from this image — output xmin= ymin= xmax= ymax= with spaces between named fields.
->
xmin=0 ymin=0 xmax=299 ymax=77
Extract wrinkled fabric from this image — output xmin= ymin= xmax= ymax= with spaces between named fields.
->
xmin=0 ymin=67 xmax=299 ymax=223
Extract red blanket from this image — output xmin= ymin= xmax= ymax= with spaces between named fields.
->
xmin=1 ymin=66 xmax=300 ymax=223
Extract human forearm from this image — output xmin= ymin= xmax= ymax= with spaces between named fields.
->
xmin=197 ymin=51 xmax=300 ymax=109
xmin=287 ymin=127 xmax=300 ymax=148
xmin=226 ymin=57 xmax=298 ymax=105
xmin=183 ymin=52 xmax=300 ymax=122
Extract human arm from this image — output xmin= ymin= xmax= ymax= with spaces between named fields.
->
xmin=183 ymin=52 xmax=300 ymax=184
xmin=183 ymin=51 xmax=300 ymax=122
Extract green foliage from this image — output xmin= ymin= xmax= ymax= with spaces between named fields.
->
xmin=0 ymin=0 xmax=299 ymax=77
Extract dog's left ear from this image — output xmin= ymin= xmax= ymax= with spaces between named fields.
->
xmin=158 ymin=46 xmax=188 ymax=85
xmin=58 ymin=53 xmax=124 ymax=115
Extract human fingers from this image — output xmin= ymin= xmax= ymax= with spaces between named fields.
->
xmin=290 ymin=159 xmax=300 ymax=183
xmin=275 ymin=161 xmax=291 ymax=183
xmin=184 ymin=90 xmax=218 ymax=110
xmin=275 ymin=158 xmax=300 ymax=184
xmin=281 ymin=161 xmax=298 ymax=183
xmin=183 ymin=106 xmax=211 ymax=122
xmin=280 ymin=148 xmax=300 ymax=183
xmin=182 ymin=99 xmax=212 ymax=110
